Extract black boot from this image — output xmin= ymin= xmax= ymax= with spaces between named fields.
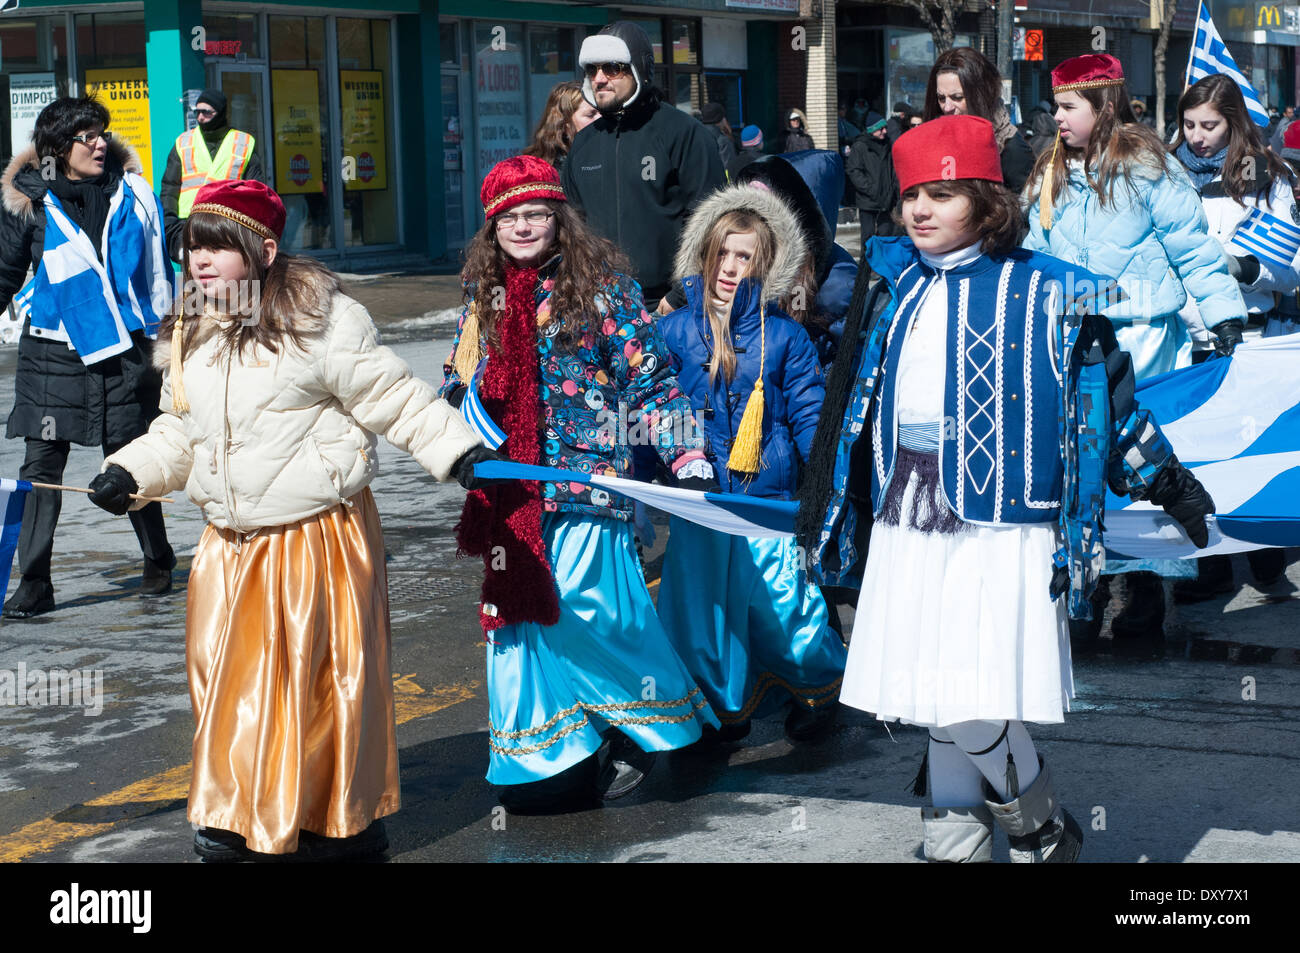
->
xmin=596 ymin=732 xmax=657 ymax=800
xmin=1172 ymin=555 xmax=1233 ymax=604
xmin=139 ymin=554 xmax=173 ymax=597
xmin=193 ymin=827 xmax=251 ymax=862
xmin=496 ymin=753 xmax=601 ymax=815
xmin=295 ymin=819 xmax=389 ymax=861
xmin=1247 ymin=548 xmax=1287 ymax=587
xmin=1068 ymin=575 xmax=1110 ymax=647
xmin=785 ymin=700 xmax=839 ymax=743
xmin=2 ymin=575 xmax=55 ymax=619
xmin=1111 ymin=571 xmax=1165 ymax=640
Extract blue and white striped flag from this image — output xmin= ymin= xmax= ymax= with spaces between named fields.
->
xmin=1187 ymin=0 xmax=1270 ymax=128
xmin=0 ymin=479 xmax=32 ymax=595
xmin=0 ymin=1 xmax=20 ymax=13
xmin=1227 ymin=206 xmax=1300 ymax=271
xmin=460 ymin=359 xmax=507 ymax=450
xmin=1105 ymin=335 xmax=1300 ymax=560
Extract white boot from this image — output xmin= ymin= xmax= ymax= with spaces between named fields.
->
xmin=921 ymin=805 xmax=995 ymax=863
xmin=982 ymin=757 xmax=1083 ymax=863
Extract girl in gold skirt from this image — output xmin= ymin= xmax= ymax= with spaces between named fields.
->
xmin=89 ymin=180 xmax=491 ymax=860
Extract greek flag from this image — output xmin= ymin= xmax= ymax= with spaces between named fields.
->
xmin=1226 ymin=206 xmax=1300 ymax=271
xmin=0 ymin=1 xmax=19 ymax=12
xmin=460 ymin=359 xmax=507 ymax=450
xmin=0 ymin=479 xmax=32 ymax=595
xmin=11 ymin=173 xmax=173 ymax=365
xmin=1105 ymin=335 xmax=1300 ymax=560
xmin=1187 ymin=0 xmax=1270 ymax=128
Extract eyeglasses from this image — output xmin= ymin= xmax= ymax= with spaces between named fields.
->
xmin=70 ymin=130 xmax=112 ymax=146
xmin=584 ymin=62 xmax=631 ymax=79
xmin=495 ymin=210 xmax=555 ymax=229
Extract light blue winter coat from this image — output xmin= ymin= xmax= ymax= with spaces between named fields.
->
xmin=1024 ymin=154 xmax=1247 ymax=380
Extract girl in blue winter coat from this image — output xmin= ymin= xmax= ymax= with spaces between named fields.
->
xmin=656 ymin=185 xmax=847 ymax=743
xmin=1024 ymin=53 xmax=1249 ymax=639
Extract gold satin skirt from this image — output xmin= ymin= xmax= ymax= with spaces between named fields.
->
xmin=185 ymin=488 xmax=399 ymax=855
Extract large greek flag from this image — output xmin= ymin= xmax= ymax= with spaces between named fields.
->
xmin=1187 ymin=0 xmax=1269 ymax=128
xmin=1226 ymin=206 xmax=1300 ymax=271
xmin=0 ymin=479 xmax=32 ymax=595
xmin=1106 ymin=335 xmax=1300 ymax=559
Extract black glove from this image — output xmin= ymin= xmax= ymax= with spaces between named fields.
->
xmin=1226 ymin=254 xmax=1261 ymax=286
xmin=445 ymin=383 xmax=467 ymax=410
xmin=1212 ymin=318 xmax=1244 ymax=358
xmin=676 ymin=475 xmax=720 ymax=493
xmin=88 ymin=465 xmax=138 ymax=516
xmin=1146 ymin=456 xmax=1215 ymax=548
xmin=451 ymin=445 xmax=512 ymax=490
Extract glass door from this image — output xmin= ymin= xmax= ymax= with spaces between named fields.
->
xmin=217 ymin=65 xmax=269 ymax=184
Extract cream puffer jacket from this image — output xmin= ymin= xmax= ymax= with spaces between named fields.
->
xmin=107 ymin=291 xmax=482 ymax=533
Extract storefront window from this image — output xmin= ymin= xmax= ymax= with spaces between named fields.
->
xmin=442 ymin=22 xmax=467 ymax=246
xmin=887 ymin=29 xmax=973 ymax=115
xmin=627 ymin=19 xmax=664 ymax=64
xmin=270 ymin=16 xmax=332 ymax=252
xmin=528 ymin=27 xmax=576 ymax=130
xmin=202 ymin=13 xmax=261 ymax=60
xmin=338 ymin=18 xmax=397 ymax=246
xmin=0 ymin=16 xmax=69 ymax=163
xmin=670 ymin=20 xmax=698 ymax=67
xmin=473 ymin=21 xmax=526 ymax=196
xmin=76 ymin=13 xmax=152 ymax=179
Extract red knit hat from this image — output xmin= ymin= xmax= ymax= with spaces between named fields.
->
xmin=1051 ymin=54 xmax=1125 ymax=93
xmin=191 ymin=179 xmax=286 ymax=241
xmin=480 ymin=155 xmax=566 ymax=218
xmin=892 ymin=115 xmax=1003 ymax=193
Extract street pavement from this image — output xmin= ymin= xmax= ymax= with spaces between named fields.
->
xmin=0 ymin=274 xmax=1297 ymax=863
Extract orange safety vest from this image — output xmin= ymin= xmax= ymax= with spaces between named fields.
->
xmin=175 ymin=128 xmax=256 ymax=217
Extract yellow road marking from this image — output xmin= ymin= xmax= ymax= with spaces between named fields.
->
xmin=0 ymin=675 xmax=478 ymax=863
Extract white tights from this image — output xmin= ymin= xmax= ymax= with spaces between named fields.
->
xmin=925 ymin=719 xmax=1040 ymax=806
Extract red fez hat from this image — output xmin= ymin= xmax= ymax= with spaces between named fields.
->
xmin=1051 ymin=54 xmax=1125 ymax=93
xmin=191 ymin=179 xmax=286 ymax=241
xmin=892 ymin=115 xmax=1003 ymax=193
xmin=481 ymin=155 xmax=566 ymax=218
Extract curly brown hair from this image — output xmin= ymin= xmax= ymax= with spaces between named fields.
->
xmin=522 ymin=81 xmax=587 ymax=168
xmin=457 ymin=200 xmax=631 ymax=377
xmin=894 ymin=178 xmax=1024 ymax=257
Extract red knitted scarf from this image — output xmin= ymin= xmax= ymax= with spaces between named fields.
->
xmin=455 ymin=264 xmax=560 ymax=633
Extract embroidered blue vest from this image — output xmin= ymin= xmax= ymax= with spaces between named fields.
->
xmin=871 ymin=254 xmax=1069 ymax=525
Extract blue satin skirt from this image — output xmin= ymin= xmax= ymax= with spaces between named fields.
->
xmin=485 ymin=513 xmax=720 ymax=785
xmin=657 ymin=516 xmax=847 ymax=724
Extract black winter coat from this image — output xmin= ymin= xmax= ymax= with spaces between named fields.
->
xmin=0 ymin=141 xmax=164 ymax=447
xmin=562 ymin=95 xmax=725 ymax=305
xmin=999 ymin=130 xmax=1036 ymax=195
xmin=845 ymin=133 xmax=897 ymax=213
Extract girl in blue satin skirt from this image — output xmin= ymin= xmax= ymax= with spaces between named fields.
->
xmin=442 ymin=156 xmax=719 ymax=811
xmin=656 ymin=184 xmax=847 ymax=742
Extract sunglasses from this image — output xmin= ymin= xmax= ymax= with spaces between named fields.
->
xmin=195 ymin=107 xmax=217 ymax=117
xmin=584 ymin=62 xmax=631 ymax=79
xmin=70 ymin=130 xmax=113 ymax=146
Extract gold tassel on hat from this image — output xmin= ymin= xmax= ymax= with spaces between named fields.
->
xmin=453 ymin=299 xmax=485 ymax=387
xmin=726 ymin=302 xmax=766 ymax=476
xmin=1038 ymin=130 xmax=1061 ymax=232
xmin=170 ymin=312 xmax=190 ymax=414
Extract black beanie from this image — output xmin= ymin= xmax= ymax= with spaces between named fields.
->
xmin=195 ymin=88 xmax=228 ymax=119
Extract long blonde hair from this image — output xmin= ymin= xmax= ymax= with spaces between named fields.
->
xmin=698 ymin=210 xmax=775 ymax=385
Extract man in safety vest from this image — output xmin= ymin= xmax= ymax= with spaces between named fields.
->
xmin=160 ymin=88 xmax=265 ymax=262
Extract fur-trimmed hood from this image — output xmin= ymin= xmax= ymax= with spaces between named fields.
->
xmin=672 ymin=183 xmax=808 ymax=302
xmin=2 ymin=137 xmax=144 ymax=223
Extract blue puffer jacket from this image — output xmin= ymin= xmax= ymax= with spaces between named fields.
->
xmin=660 ymin=274 xmax=825 ymax=499
xmin=1024 ymin=153 xmax=1246 ymax=379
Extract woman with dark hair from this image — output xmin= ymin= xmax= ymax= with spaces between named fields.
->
xmin=442 ymin=155 xmax=719 ymax=812
xmin=1169 ymin=73 xmax=1295 ymax=599
xmin=521 ymin=80 xmax=600 ymax=171
xmin=1024 ymin=54 xmax=1247 ymax=642
xmin=922 ymin=47 xmax=1035 ymax=193
xmin=0 ymin=95 xmax=177 ymax=618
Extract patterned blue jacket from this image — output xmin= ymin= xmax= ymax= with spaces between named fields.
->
xmin=811 ymin=237 xmax=1179 ymax=617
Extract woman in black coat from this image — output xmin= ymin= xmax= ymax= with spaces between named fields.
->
xmin=0 ymin=96 xmax=175 ymax=618
xmin=922 ymin=47 xmax=1035 ymax=195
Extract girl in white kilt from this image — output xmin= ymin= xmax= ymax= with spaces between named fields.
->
xmin=800 ymin=115 xmax=1216 ymax=862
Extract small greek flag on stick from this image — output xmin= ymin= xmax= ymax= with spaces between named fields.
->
xmin=461 ymin=359 xmax=507 ymax=450
xmin=0 ymin=479 xmax=32 ymax=594
xmin=1187 ymin=0 xmax=1270 ymax=128
xmin=1227 ymin=206 xmax=1300 ymax=271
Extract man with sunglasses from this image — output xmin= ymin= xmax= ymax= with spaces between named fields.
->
xmin=561 ymin=21 xmax=724 ymax=310
xmin=160 ymin=88 xmax=265 ymax=262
